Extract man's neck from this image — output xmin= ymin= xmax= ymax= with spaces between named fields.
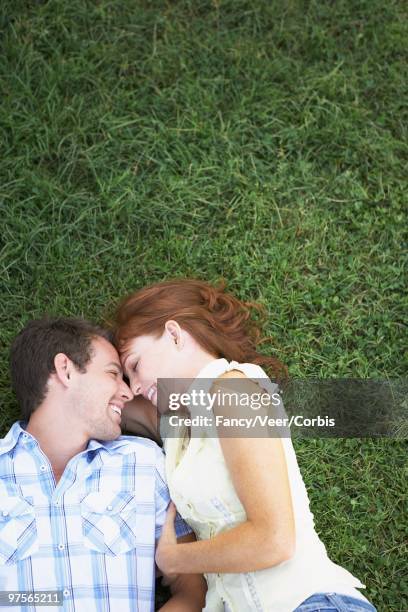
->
xmin=26 ymin=408 xmax=89 ymax=483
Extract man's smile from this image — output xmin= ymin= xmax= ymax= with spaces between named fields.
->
xmin=109 ymin=403 xmax=123 ymax=417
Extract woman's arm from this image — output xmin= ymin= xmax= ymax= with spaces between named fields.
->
xmin=122 ymin=395 xmax=162 ymax=445
xmin=156 ymin=371 xmax=296 ymax=575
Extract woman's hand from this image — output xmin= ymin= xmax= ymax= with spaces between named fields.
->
xmin=156 ymin=502 xmax=179 ymax=577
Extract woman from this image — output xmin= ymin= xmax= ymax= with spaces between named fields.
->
xmin=111 ymin=278 xmax=377 ymax=612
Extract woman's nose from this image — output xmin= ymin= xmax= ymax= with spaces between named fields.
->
xmin=130 ymin=379 xmax=142 ymax=396
xmin=120 ymin=380 xmax=134 ymax=401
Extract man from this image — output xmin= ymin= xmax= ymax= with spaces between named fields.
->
xmin=0 ymin=317 xmax=206 ymax=611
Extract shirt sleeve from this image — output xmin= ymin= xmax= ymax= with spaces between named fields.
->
xmin=154 ymin=445 xmax=193 ymax=540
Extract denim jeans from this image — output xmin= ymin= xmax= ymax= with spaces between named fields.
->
xmin=293 ymin=592 xmax=377 ymax=612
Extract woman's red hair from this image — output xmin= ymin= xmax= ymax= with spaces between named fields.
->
xmin=111 ymin=278 xmax=288 ymax=383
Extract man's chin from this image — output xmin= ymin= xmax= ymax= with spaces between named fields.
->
xmin=93 ymin=425 xmax=122 ymax=441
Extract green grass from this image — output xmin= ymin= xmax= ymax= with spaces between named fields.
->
xmin=0 ymin=1 xmax=407 ymax=609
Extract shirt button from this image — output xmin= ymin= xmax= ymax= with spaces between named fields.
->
xmin=107 ymin=505 xmax=113 ymax=511
xmin=58 ymin=544 xmax=64 ymax=550
xmin=40 ymin=465 xmax=47 ymax=471
xmin=54 ymin=500 xmax=60 ymax=506
xmin=2 ymin=511 xmax=9 ymax=517
xmin=63 ymin=589 xmax=70 ymax=597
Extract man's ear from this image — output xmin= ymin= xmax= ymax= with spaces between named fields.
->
xmin=53 ymin=353 xmax=74 ymax=388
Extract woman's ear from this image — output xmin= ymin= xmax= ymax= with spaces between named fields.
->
xmin=164 ymin=320 xmax=183 ymax=349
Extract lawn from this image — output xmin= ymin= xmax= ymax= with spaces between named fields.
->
xmin=0 ymin=1 xmax=407 ymax=610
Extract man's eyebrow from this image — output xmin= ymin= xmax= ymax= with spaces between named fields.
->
xmin=105 ymin=362 xmax=123 ymax=375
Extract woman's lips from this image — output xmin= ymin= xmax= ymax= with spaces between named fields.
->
xmin=145 ymin=384 xmax=157 ymax=404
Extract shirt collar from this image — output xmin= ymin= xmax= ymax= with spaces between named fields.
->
xmin=0 ymin=421 xmax=32 ymax=456
xmin=86 ymin=437 xmax=134 ymax=454
xmin=0 ymin=421 xmax=134 ymax=457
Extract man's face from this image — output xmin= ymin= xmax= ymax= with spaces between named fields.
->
xmin=69 ymin=337 xmax=133 ymax=440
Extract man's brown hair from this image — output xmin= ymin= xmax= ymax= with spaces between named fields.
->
xmin=10 ymin=317 xmax=113 ymax=421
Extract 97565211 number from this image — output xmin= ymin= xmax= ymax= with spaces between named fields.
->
xmin=0 ymin=592 xmax=62 ymax=606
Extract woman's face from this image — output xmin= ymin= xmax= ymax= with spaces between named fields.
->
xmin=119 ymin=325 xmax=184 ymax=408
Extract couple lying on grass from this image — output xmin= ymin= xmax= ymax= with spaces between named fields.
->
xmin=2 ymin=278 xmax=376 ymax=611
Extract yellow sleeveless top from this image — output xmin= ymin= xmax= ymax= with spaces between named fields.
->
xmin=162 ymin=358 xmax=368 ymax=612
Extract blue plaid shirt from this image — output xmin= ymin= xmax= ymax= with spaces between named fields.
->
xmin=0 ymin=422 xmax=192 ymax=612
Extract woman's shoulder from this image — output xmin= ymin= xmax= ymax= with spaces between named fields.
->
xmin=211 ymin=365 xmax=265 ymax=395
xmin=210 ymin=361 xmax=282 ymax=404
xmin=214 ymin=360 xmax=269 ymax=383
xmin=217 ymin=368 xmax=249 ymax=380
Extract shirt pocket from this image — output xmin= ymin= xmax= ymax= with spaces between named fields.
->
xmin=80 ymin=491 xmax=139 ymax=555
xmin=0 ymin=496 xmax=38 ymax=565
